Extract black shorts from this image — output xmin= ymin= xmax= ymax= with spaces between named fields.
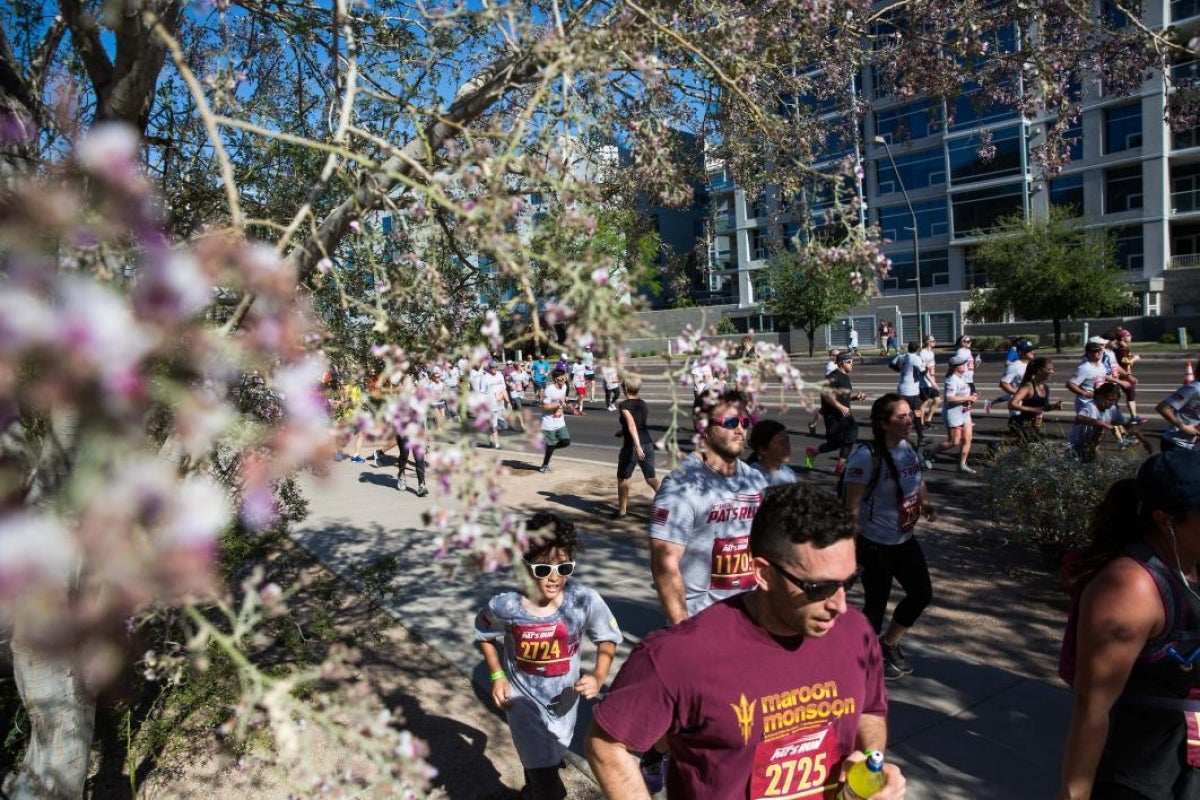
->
xmin=617 ymin=443 xmax=656 ymax=480
xmin=919 ymin=386 xmax=938 ymax=402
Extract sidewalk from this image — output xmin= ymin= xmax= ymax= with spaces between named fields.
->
xmin=291 ymin=449 xmax=1071 ymax=798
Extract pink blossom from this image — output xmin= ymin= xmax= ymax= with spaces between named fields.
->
xmin=316 ymin=258 xmax=333 ymax=274
xmin=0 ymin=513 xmax=77 ymax=597
xmin=134 ymin=251 xmax=213 ymax=324
xmin=591 ymin=268 xmax=609 ymax=286
xmin=349 ymin=220 xmax=362 ymax=234
xmin=76 ymin=123 xmax=142 ymax=192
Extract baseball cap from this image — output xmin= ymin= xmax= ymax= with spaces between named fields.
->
xmin=1137 ymin=450 xmax=1200 ymax=514
xmin=1015 ymin=339 xmax=1037 ymax=354
xmin=1087 ymin=336 xmax=1109 ymax=346
xmin=949 ymin=353 xmax=970 ymax=366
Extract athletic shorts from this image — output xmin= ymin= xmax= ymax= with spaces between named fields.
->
xmin=617 ymin=443 xmax=656 ymax=480
xmin=919 ymin=386 xmax=938 ymax=402
xmin=575 ymin=386 xmax=586 ymax=398
xmin=542 ymin=427 xmax=570 ymax=447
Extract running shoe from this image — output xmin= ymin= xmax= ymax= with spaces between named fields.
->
xmin=921 ymin=450 xmax=934 ymax=470
xmin=1127 ymin=416 xmax=1147 ymax=426
xmin=640 ymin=751 xmax=667 ymax=795
xmin=396 ymin=478 xmax=407 ymax=491
xmin=881 ymin=641 xmax=914 ymax=675
xmin=538 ymin=465 xmax=550 ymax=474
xmin=415 ymin=484 xmax=429 ymax=498
xmin=1117 ymin=437 xmax=1133 ymax=450
xmin=807 ymin=422 xmax=817 ymax=435
xmin=349 ymin=455 xmax=365 ymax=463
xmin=882 ymin=659 xmax=905 ymax=681
xmin=372 ymin=449 xmax=384 ymax=468
xmin=805 ymin=446 xmax=818 ymax=469
xmin=957 ymin=464 xmax=977 ymax=475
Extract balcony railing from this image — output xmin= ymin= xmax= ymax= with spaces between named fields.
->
xmin=1172 ymin=188 xmax=1200 ymax=213
xmin=1172 ymin=253 xmax=1200 ymax=268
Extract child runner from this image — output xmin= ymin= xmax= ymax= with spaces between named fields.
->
xmin=539 ymin=368 xmax=572 ymax=473
xmin=475 ymin=512 xmax=622 ymax=800
xmin=1068 ymin=382 xmax=1151 ymax=462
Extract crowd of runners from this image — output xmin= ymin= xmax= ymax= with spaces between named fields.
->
xmin=329 ymin=330 xmax=1200 ymax=799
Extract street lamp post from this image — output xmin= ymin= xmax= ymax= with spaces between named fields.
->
xmin=872 ymin=135 xmax=923 ymax=341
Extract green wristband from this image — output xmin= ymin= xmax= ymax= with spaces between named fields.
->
xmin=489 ymin=670 xmax=507 ymax=683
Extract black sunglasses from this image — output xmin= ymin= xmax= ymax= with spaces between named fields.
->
xmin=711 ymin=416 xmax=752 ymax=430
xmin=524 ymin=560 xmax=575 ymax=579
xmin=770 ymin=561 xmax=861 ymax=601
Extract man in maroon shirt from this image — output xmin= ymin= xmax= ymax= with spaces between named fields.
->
xmin=585 ymin=483 xmax=906 ymax=799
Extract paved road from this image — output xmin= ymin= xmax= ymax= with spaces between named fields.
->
xmin=493 ymin=351 xmax=1198 ymax=468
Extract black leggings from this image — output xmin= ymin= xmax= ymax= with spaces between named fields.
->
xmin=856 ymin=535 xmax=933 ymax=634
xmin=396 ymin=434 xmax=426 ymax=484
xmin=605 ymin=386 xmax=620 ymax=406
xmin=902 ymin=395 xmax=924 ymax=440
xmin=523 ymin=766 xmax=566 ymax=800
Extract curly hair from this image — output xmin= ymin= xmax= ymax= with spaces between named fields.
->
xmin=749 ymin=483 xmax=855 ymax=563
xmin=525 ymin=511 xmax=584 ymax=561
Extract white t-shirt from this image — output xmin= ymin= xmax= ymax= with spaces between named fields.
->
xmin=845 ymin=442 xmax=924 ymax=546
xmin=1068 ymin=360 xmax=1109 ymax=412
xmin=602 ymin=365 xmax=620 ymax=390
xmin=570 ymin=363 xmax=587 ymax=388
xmin=919 ymin=348 xmax=937 ymax=388
xmin=483 ymin=371 xmax=508 ymax=412
xmin=508 ymin=369 xmax=529 ymax=399
xmin=1161 ymin=383 xmax=1200 ymax=449
xmin=954 ymin=347 xmax=976 ymax=384
xmin=541 ymin=384 xmax=568 ymax=431
xmin=650 ymin=454 xmax=768 ymax=616
xmin=999 ymin=360 xmax=1027 ymax=417
xmin=849 ymin=329 xmax=859 ymax=348
xmin=943 ymin=373 xmax=973 ymax=428
xmin=895 ymin=353 xmax=925 ymax=396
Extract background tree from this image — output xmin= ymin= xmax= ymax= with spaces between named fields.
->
xmin=966 ymin=207 xmax=1133 ymax=352
xmin=766 ymin=238 xmax=877 ymax=357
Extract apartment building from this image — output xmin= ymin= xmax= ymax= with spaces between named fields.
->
xmin=706 ymin=0 xmax=1200 ymax=348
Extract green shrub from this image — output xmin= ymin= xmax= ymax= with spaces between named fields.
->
xmin=714 ymin=316 xmax=737 ymax=335
xmin=1161 ymin=332 xmax=1179 ymax=344
xmin=983 ymin=440 xmax=1142 ymax=562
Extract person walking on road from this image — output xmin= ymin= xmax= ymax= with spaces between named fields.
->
xmin=1157 ymin=377 xmax=1200 ymax=452
xmin=844 ymin=393 xmax=937 ymax=681
xmin=812 ymin=353 xmax=867 ymax=476
xmin=894 ymin=341 xmax=929 ymax=448
xmin=613 ymin=377 xmax=661 ymax=519
xmin=807 ymin=348 xmax=840 ymax=436
xmin=747 ymin=419 xmax=797 ymax=485
xmin=476 ymin=511 xmax=622 ymax=800
xmin=918 ymin=335 xmax=941 ymax=426
xmin=538 ymin=369 xmax=571 ymax=474
xmin=848 ymin=323 xmax=861 ymax=361
xmin=482 ymin=361 xmax=511 ymax=449
xmin=924 ymin=353 xmax=978 ymax=474
xmin=586 ymin=482 xmax=907 ymax=800
xmin=569 ymin=354 xmax=588 ymax=415
xmin=601 ymin=359 xmax=621 ymax=411
xmin=1112 ymin=329 xmax=1147 ymax=424
xmin=1058 ymin=449 xmax=1200 ymax=800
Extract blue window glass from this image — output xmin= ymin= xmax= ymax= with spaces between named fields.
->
xmin=1105 ymin=166 xmax=1142 ymax=213
xmin=948 ymin=126 xmax=1023 ymax=184
xmin=876 ymin=148 xmax=946 ymax=193
xmin=874 ymin=102 xmax=944 ymax=143
xmin=1112 ymin=225 xmax=1144 ymax=270
xmin=1173 ymin=0 xmax=1200 ymax=23
xmin=1104 ymin=104 xmax=1142 ymax=153
xmin=1174 ymin=126 xmax=1200 ymax=150
xmin=1049 ymin=175 xmax=1084 ymax=214
xmin=876 ymin=199 xmax=948 ymax=242
xmin=1171 ymin=162 xmax=1200 ymax=212
xmin=881 ymin=249 xmax=949 ymax=291
xmin=948 ymin=83 xmax=1014 ymax=130
xmin=1104 ymin=0 xmax=1133 ymax=27
xmin=952 ymin=183 xmax=1024 ymax=236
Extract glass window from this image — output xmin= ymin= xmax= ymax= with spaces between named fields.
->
xmin=1063 ymin=121 xmax=1084 ymax=162
xmin=1104 ymin=104 xmax=1142 ymax=153
xmin=949 ymin=126 xmax=1023 ymax=185
xmin=1172 ymin=163 xmax=1200 ymax=214
xmin=1105 ymin=0 xmax=1133 ymax=27
xmin=1049 ymin=175 xmax=1085 ymax=214
xmin=876 ymin=199 xmax=949 ymax=242
xmin=750 ymin=228 xmax=770 ymax=261
xmin=1112 ymin=225 xmax=1144 ymax=271
xmin=963 ymin=247 xmax=988 ymax=288
xmin=876 ymin=148 xmax=946 ymax=193
xmin=880 ymin=249 xmax=949 ymax=291
xmin=948 ymin=83 xmax=1014 ymax=130
xmin=1175 ymin=0 xmax=1200 ymax=22
xmin=952 ymin=183 xmax=1024 ymax=236
xmin=1105 ymin=165 xmax=1143 ymax=213
xmin=1174 ymin=126 xmax=1200 ymax=150
xmin=874 ymin=101 xmax=944 ymax=143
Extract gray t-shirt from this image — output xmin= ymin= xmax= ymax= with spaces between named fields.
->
xmin=1161 ymin=383 xmax=1200 ymax=449
xmin=474 ymin=581 xmax=622 ymax=768
xmin=895 ymin=352 xmax=925 ymax=396
xmin=650 ymin=454 xmax=768 ymax=616
xmin=1068 ymin=360 xmax=1108 ymax=412
xmin=845 ymin=442 xmax=924 ymax=545
xmin=751 ymin=462 xmax=797 ymax=487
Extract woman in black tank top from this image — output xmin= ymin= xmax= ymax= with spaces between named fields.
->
xmin=1008 ymin=357 xmax=1062 ymax=444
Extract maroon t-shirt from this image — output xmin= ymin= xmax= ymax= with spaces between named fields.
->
xmin=592 ymin=594 xmax=886 ymax=800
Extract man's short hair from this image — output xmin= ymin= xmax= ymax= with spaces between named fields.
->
xmin=622 ymin=375 xmax=642 ymax=394
xmin=750 ymin=484 xmax=855 ymax=563
xmin=551 ymin=367 xmax=566 ymax=379
xmin=693 ymin=388 xmax=748 ymax=416
xmin=1094 ymin=382 xmax=1121 ymax=400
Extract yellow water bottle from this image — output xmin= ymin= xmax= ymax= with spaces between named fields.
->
xmin=840 ymin=750 xmax=886 ymax=799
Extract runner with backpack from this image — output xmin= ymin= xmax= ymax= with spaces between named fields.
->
xmin=891 ymin=341 xmax=929 ymax=448
xmin=840 ymin=393 xmax=937 ymax=681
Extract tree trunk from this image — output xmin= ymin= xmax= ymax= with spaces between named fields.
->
xmin=805 ymin=326 xmax=816 ymax=357
xmin=1053 ymin=318 xmax=1063 ymax=353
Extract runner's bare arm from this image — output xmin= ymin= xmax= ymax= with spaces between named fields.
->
xmin=843 ymin=481 xmax=866 ymax=523
xmin=574 ymin=640 xmax=617 ymax=699
xmin=478 ymin=640 xmax=511 ymax=709
xmin=855 ymin=712 xmax=887 ymax=752
xmin=649 ymin=538 xmax=689 ymax=625
xmin=585 ymin=722 xmax=653 ymax=799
